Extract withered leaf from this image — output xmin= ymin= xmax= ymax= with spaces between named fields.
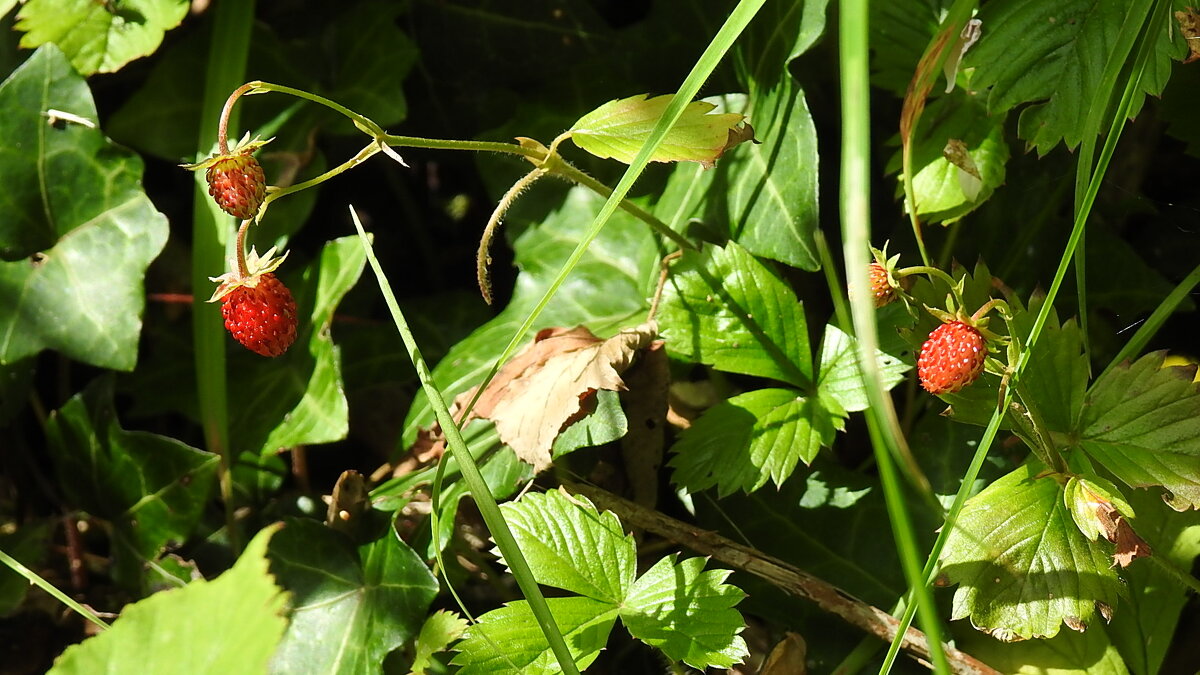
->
xmin=458 ymin=322 xmax=658 ymax=471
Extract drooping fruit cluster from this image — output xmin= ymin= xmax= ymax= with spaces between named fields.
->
xmin=210 ymin=248 xmax=297 ymax=357
xmin=917 ymin=320 xmax=987 ymax=395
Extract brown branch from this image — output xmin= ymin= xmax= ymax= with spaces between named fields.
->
xmin=565 ymin=482 xmax=999 ymax=675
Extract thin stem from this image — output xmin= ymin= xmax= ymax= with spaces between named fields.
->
xmin=0 ymin=547 xmax=109 ymax=631
xmin=235 ymin=219 xmax=251 ymax=277
xmin=217 ymin=82 xmax=256 ymax=154
xmin=263 ymin=143 xmax=382 ymax=205
xmin=478 ymin=167 xmax=547 ymax=304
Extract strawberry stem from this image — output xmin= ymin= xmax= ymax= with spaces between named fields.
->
xmin=217 ymin=82 xmax=256 ymax=155
xmin=235 ymin=218 xmax=251 ymax=278
xmin=477 ymin=167 xmax=546 ymax=305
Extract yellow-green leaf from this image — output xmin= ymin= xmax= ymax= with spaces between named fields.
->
xmin=568 ymin=94 xmax=751 ymax=168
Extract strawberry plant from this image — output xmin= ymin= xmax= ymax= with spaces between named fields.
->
xmin=1 ymin=1 xmax=1199 ymax=674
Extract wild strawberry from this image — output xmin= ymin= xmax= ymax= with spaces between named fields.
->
xmin=182 ymin=135 xmax=272 ymax=221
xmin=206 ymin=153 xmax=266 ymax=220
xmin=209 ymin=248 xmax=297 ymax=357
xmin=867 ymin=262 xmax=895 ymax=307
xmin=918 ymin=321 xmax=987 ymax=394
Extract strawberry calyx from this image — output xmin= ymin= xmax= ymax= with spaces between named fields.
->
xmin=181 ymin=132 xmax=274 ymax=172
xmin=208 ymin=246 xmax=290 ymax=303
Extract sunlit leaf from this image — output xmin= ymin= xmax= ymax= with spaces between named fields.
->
xmin=15 ymin=0 xmax=187 ymax=75
xmin=569 ymin=94 xmax=750 ymax=167
xmin=49 ymin=527 xmax=287 ymax=674
xmin=452 ymin=597 xmax=618 ymax=675
xmin=268 ymin=519 xmax=439 ymax=675
xmin=0 ymin=45 xmax=167 ymax=370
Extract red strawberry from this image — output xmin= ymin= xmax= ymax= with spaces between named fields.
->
xmin=209 ymin=248 xmax=296 ymax=357
xmin=867 ymin=262 xmax=895 ymax=307
xmin=206 ymin=153 xmax=266 ymax=221
xmin=917 ymin=321 xmax=987 ymax=394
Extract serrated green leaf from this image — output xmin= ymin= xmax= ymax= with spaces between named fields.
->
xmin=452 ymin=597 xmax=618 ymax=675
xmin=963 ymin=0 xmax=1183 ymax=154
xmin=1107 ymin=488 xmax=1200 ymax=674
xmin=267 ymin=519 xmax=439 ymax=675
xmin=15 ymin=0 xmax=187 ymax=75
xmin=817 ymin=324 xmax=910 ymax=413
xmin=568 ymin=94 xmax=749 ymax=166
xmin=48 ymin=526 xmax=288 ymax=674
xmin=891 ymin=93 xmax=1009 ymax=224
xmin=654 ymin=79 xmax=820 ymax=270
xmin=0 ymin=45 xmax=167 ymax=370
xmin=402 ymin=186 xmax=658 ymax=446
xmin=44 ymin=376 xmax=218 ymax=593
xmin=1064 ymin=474 xmax=1135 ymax=542
xmin=960 ymin=626 xmax=1130 ymax=675
xmin=620 ymin=555 xmax=748 ymax=670
xmin=410 ymin=610 xmax=468 ymax=674
xmin=1078 ymin=351 xmax=1200 ymax=509
xmin=1008 ymin=303 xmax=1089 ymax=433
xmin=495 ymin=490 xmax=636 ymax=604
xmin=941 ymin=463 xmax=1122 ymax=640
xmin=659 ymin=242 xmax=811 ymax=386
xmin=669 ymin=388 xmax=838 ymax=496
xmin=228 ymin=235 xmax=366 ymax=457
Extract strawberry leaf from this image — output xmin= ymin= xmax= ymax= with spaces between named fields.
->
xmin=941 ymin=462 xmax=1122 ymax=640
xmin=49 ymin=528 xmax=288 ymax=674
xmin=659 ymin=242 xmax=812 ymax=387
xmin=44 ymin=376 xmax=218 ymax=594
xmin=1077 ymin=351 xmax=1200 ymax=510
xmin=568 ymin=94 xmax=750 ymax=167
xmin=669 ymin=388 xmax=839 ymax=496
xmin=0 ymin=45 xmax=168 ymax=370
xmin=410 ymin=610 xmax=468 ymax=675
xmin=451 ymin=597 xmax=618 ymax=675
xmin=817 ymin=324 xmax=910 ymax=413
xmin=959 ymin=625 xmax=1129 ymax=675
xmin=494 ymin=491 xmax=636 ymax=604
xmin=267 ymin=519 xmax=439 ymax=675
xmin=962 ymin=0 xmax=1187 ymax=154
xmin=620 ymin=555 xmax=748 ymax=670
xmin=15 ymin=0 xmax=187 ymax=75
xmin=1007 ymin=300 xmax=1090 ymax=433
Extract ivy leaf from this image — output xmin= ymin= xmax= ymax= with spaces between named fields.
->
xmin=659 ymin=242 xmax=811 ymax=387
xmin=0 ymin=45 xmax=167 ymax=370
xmin=14 ymin=0 xmax=187 ymax=75
xmin=48 ymin=527 xmax=288 ymax=674
xmin=228 ymin=235 xmax=366 ymax=457
xmin=669 ymin=388 xmax=839 ymax=496
xmin=941 ymin=462 xmax=1122 ymax=640
xmin=963 ymin=0 xmax=1185 ymax=154
xmin=44 ymin=376 xmax=218 ymax=594
xmin=620 ymin=555 xmax=748 ymax=670
xmin=568 ymin=94 xmax=751 ymax=167
xmin=495 ymin=490 xmax=636 ymax=604
xmin=888 ymin=93 xmax=1009 ymax=224
xmin=451 ymin=597 xmax=618 ymax=675
xmin=817 ymin=324 xmax=910 ymax=413
xmin=1078 ymin=351 xmax=1200 ymax=510
xmin=267 ymin=519 xmax=439 ymax=675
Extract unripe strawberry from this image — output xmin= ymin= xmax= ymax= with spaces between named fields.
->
xmin=918 ymin=321 xmax=987 ymax=394
xmin=206 ymin=153 xmax=266 ymax=221
xmin=867 ymin=262 xmax=895 ymax=307
xmin=209 ymin=247 xmax=296 ymax=357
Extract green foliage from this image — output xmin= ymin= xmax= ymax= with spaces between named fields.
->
xmin=941 ymin=462 xmax=1123 ymax=640
xmin=15 ymin=0 xmax=187 ymax=75
xmin=267 ymin=519 xmax=439 ymax=675
xmin=0 ymin=44 xmax=167 ymax=369
xmin=45 ymin=376 xmax=218 ymax=594
xmin=48 ymin=527 xmax=288 ymax=674
xmin=454 ymin=491 xmax=748 ymax=672
xmin=410 ymin=610 xmax=468 ymax=674
xmin=568 ymin=94 xmax=749 ymax=166
xmin=963 ymin=0 xmax=1187 ymax=154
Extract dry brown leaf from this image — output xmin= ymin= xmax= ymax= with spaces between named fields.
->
xmin=1177 ymin=9 xmax=1200 ymax=63
xmin=619 ymin=341 xmax=669 ymax=508
xmin=450 ymin=321 xmax=658 ymax=471
xmin=759 ymin=632 xmax=807 ymax=675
